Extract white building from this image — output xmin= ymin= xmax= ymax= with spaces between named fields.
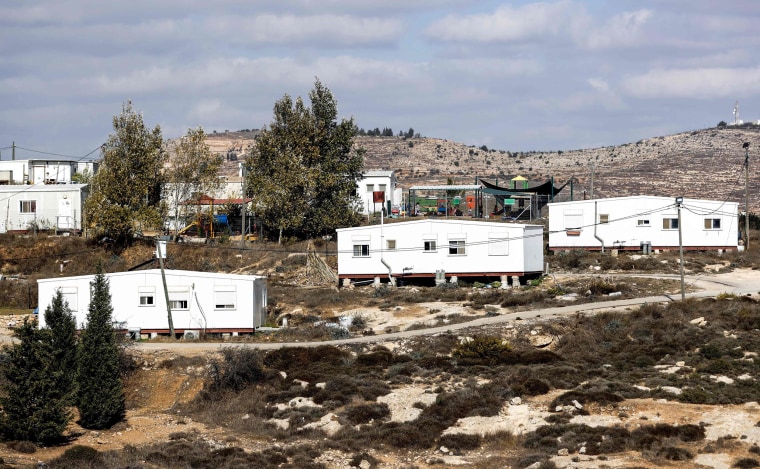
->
xmin=548 ymin=196 xmax=739 ymax=252
xmin=337 ymin=219 xmax=544 ymax=285
xmin=0 ymin=158 xmax=97 ymax=185
xmin=0 ymin=183 xmax=88 ymax=233
xmin=356 ymin=170 xmax=397 ymax=214
xmin=37 ymin=269 xmax=267 ymax=336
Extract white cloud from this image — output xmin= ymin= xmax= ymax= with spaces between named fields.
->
xmin=425 ymin=1 xmax=574 ymax=43
xmin=621 ymin=67 xmax=760 ymax=99
xmin=581 ymin=9 xmax=653 ymax=49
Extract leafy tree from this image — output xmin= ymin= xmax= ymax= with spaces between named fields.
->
xmin=71 ymin=167 xmax=92 ymax=184
xmin=717 ymin=120 xmax=727 ymax=128
xmin=85 ymin=101 xmax=165 ymax=246
xmin=0 ymin=320 xmax=71 ymax=445
xmin=164 ymin=127 xmax=224 ymax=234
xmin=247 ymin=79 xmax=364 ymax=242
xmin=77 ymin=271 xmax=125 ymax=429
xmin=43 ymin=289 xmax=78 ymax=404
xmin=405 ymin=128 xmax=415 ymax=138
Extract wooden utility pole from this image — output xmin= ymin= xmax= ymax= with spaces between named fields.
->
xmin=156 ymin=239 xmax=175 ymax=338
xmin=676 ymin=197 xmax=685 ymax=301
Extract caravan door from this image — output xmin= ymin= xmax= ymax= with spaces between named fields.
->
xmin=58 ymin=197 xmax=73 ymax=230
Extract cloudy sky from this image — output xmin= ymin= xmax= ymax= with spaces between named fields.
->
xmin=3 ymin=0 xmax=760 ymax=160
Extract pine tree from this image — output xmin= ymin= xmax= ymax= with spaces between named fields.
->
xmin=0 ymin=320 xmax=71 ymax=445
xmin=77 ymin=271 xmax=125 ymax=429
xmin=43 ymin=289 xmax=78 ymax=404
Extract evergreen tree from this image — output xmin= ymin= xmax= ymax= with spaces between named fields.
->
xmin=0 ymin=320 xmax=71 ymax=445
xmin=43 ymin=289 xmax=78 ymax=404
xmin=77 ymin=271 xmax=125 ymax=429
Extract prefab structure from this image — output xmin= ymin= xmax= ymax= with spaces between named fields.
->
xmin=37 ymin=269 xmax=267 ymax=336
xmin=0 ymin=158 xmax=97 ymax=185
xmin=548 ymin=196 xmax=739 ymax=252
xmin=356 ymin=170 xmax=397 ymax=214
xmin=337 ymin=219 xmax=544 ymax=284
xmin=0 ymin=183 xmax=88 ymax=233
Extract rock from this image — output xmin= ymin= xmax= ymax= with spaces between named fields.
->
xmin=711 ymin=375 xmax=734 ymax=385
xmin=279 ymin=371 xmax=287 ymax=379
xmin=315 ymin=382 xmax=327 ymax=389
xmin=608 ymin=291 xmax=622 ymax=297
xmin=525 ymin=463 xmax=542 ymax=469
xmin=439 ymin=446 xmax=449 ymax=454
xmin=558 ymin=448 xmax=569 ymax=456
xmin=510 ymin=397 xmax=522 ymax=405
xmin=359 ymin=460 xmax=372 ymax=469
xmin=289 ymin=397 xmax=319 ymax=408
xmin=676 ymin=361 xmax=686 ymax=367
xmin=241 ymin=413 xmax=250 ymax=420
xmin=690 ymin=316 xmax=705 ymax=325
xmin=660 ymin=386 xmax=683 ymax=395
xmin=573 ymin=400 xmax=583 ymax=410
xmin=555 ymin=406 xmax=564 ymax=412
xmin=529 ymin=334 xmax=554 ymax=348
xmin=579 ymin=446 xmax=587 ymax=454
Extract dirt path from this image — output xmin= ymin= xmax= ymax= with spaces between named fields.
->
xmin=135 ymin=269 xmax=760 ymax=354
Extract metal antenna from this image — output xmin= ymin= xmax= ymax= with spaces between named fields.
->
xmin=734 ymin=100 xmax=739 ymax=124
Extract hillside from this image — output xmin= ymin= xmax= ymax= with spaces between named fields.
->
xmin=198 ymin=125 xmax=760 ymax=211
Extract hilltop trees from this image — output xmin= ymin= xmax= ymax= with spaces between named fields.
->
xmin=85 ymin=101 xmax=165 ymax=246
xmin=247 ymin=79 xmax=364 ymax=242
xmin=165 ymin=127 xmax=224 ymax=234
xmin=77 ymin=271 xmax=125 ymax=429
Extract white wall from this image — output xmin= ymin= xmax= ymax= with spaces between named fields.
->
xmin=548 ymin=196 xmax=739 ymax=250
xmin=357 ymin=173 xmax=396 ymax=214
xmin=0 ymin=184 xmax=87 ymax=233
xmin=37 ymin=269 xmax=267 ymax=332
xmin=337 ymin=219 xmax=544 ymax=279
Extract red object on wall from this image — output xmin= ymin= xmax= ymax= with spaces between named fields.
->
xmin=373 ymin=191 xmax=385 ymax=203
xmin=466 ymin=195 xmax=475 ymax=209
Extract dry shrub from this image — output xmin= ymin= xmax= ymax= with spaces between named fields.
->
xmin=46 ymin=445 xmax=103 ymax=469
xmin=452 ymin=335 xmax=511 ymax=360
xmin=263 ymin=345 xmax=350 ymax=374
xmin=735 ymin=458 xmax=760 ymax=468
xmin=342 ymin=402 xmax=391 ymax=425
xmin=202 ymin=348 xmax=280 ymax=398
xmin=437 ymin=433 xmax=482 ymax=453
xmin=7 ymin=440 xmax=36 ymax=454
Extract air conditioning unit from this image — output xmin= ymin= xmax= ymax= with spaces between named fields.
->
xmin=183 ymin=330 xmax=200 ymax=340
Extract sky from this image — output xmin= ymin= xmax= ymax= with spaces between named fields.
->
xmin=3 ymin=0 xmax=760 ymax=161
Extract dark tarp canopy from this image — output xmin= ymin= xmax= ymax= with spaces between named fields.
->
xmin=479 ymin=178 xmax=569 ymax=196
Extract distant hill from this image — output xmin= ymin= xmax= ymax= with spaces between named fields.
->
xmin=195 ymin=125 xmax=760 ymax=211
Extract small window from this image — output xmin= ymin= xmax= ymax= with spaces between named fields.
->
xmin=19 ymin=200 xmax=36 ymax=214
xmin=353 ymin=244 xmax=369 ymax=257
xmin=448 ymin=240 xmax=465 ymax=255
xmin=169 ymin=300 xmax=188 ymax=310
xmin=599 ymin=214 xmax=609 ymax=224
xmin=378 ymin=184 xmax=386 ymax=194
xmin=366 ymin=184 xmax=373 ymax=193
xmin=637 ymin=219 xmax=650 ymax=226
xmin=662 ymin=218 xmax=678 ymax=230
xmin=386 ymin=240 xmax=396 ymax=250
xmin=214 ymin=287 xmax=236 ymax=310
xmin=424 ymin=240 xmax=437 ymax=252
xmin=138 ymin=286 xmax=155 ymax=307
xmin=704 ymin=218 xmax=721 ymax=230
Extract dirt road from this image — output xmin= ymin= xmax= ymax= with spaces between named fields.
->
xmin=135 ymin=269 xmax=760 ymax=354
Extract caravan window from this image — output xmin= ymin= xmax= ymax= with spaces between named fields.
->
xmin=19 ymin=200 xmax=36 ymax=214
xmin=215 ymin=286 xmax=236 ymax=310
xmin=448 ymin=240 xmax=466 ymax=256
xmin=138 ymin=286 xmax=155 ymax=307
xmin=353 ymin=244 xmax=369 ymax=257
xmin=168 ymin=287 xmax=189 ymax=310
xmin=704 ymin=218 xmax=721 ymax=230
xmin=662 ymin=218 xmax=679 ymax=230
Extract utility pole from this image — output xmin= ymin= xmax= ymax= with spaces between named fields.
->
xmin=744 ymin=142 xmax=750 ymax=251
xmin=240 ymin=164 xmax=247 ymax=247
xmin=590 ymin=162 xmax=595 ymax=199
xmin=676 ymin=196 xmax=685 ymax=301
xmin=156 ymin=239 xmax=175 ymax=338
xmin=12 ymin=141 xmax=15 ymax=161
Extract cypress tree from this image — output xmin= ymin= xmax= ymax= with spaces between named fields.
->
xmin=0 ymin=320 xmax=71 ymax=444
xmin=77 ymin=271 xmax=125 ymax=429
xmin=43 ymin=289 xmax=78 ymax=404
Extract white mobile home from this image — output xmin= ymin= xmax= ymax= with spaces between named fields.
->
xmin=0 ymin=158 xmax=97 ymax=185
xmin=337 ymin=219 xmax=544 ymax=285
xmin=0 ymin=183 xmax=88 ymax=233
xmin=548 ymin=196 xmax=739 ymax=252
xmin=37 ymin=269 xmax=267 ymax=336
xmin=356 ymin=170 xmax=397 ymax=214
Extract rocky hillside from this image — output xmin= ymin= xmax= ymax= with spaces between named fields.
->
xmin=198 ymin=125 xmax=760 ymax=211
